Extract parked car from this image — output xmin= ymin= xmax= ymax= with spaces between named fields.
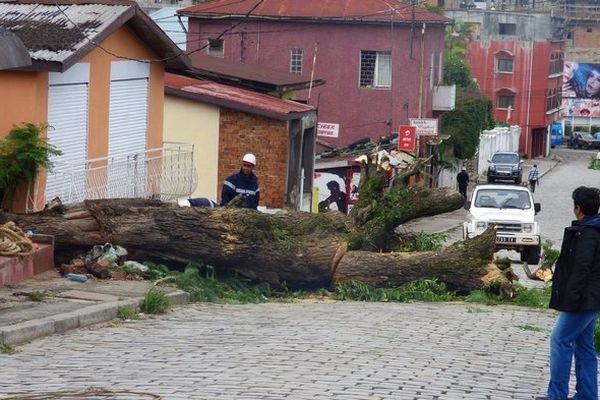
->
xmin=463 ymin=184 xmax=542 ymax=264
xmin=487 ymin=151 xmax=523 ymax=184
xmin=572 ymin=132 xmax=600 ymax=150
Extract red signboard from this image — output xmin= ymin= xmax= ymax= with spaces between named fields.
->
xmin=398 ymin=126 xmax=416 ymax=151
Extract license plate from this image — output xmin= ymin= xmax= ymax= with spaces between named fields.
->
xmin=496 ymin=237 xmax=516 ymax=243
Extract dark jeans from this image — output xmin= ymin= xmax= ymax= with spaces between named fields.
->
xmin=458 ymin=185 xmax=467 ymax=199
xmin=530 ymin=179 xmax=538 ymax=193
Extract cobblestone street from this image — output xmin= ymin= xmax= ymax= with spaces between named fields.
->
xmin=1 ymin=301 xmax=556 ymax=399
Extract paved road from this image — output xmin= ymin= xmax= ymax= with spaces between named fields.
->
xmin=1 ymin=302 xmax=557 ymax=399
xmin=535 ymin=148 xmax=600 ymax=248
xmin=2 ymin=149 xmax=597 ymax=399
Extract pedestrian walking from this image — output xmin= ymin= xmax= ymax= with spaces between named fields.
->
xmin=220 ymin=153 xmax=260 ymax=209
xmin=528 ymin=164 xmax=540 ymax=193
xmin=536 ymin=186 xmax=600 ymax=400
xmin=456 ymin=167 xmax=469 ymax=200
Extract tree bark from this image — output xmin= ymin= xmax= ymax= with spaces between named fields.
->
xmin=2 ymin=199 xmax=348 ymax=288
xmin=0 ymin=198 xmax=508 ymax=293
xmin=332 ymin=227 xmax=505 ymax=293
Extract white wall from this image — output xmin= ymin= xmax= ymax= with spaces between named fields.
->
xmin=477 ymin=126 xmax=521 ymax=176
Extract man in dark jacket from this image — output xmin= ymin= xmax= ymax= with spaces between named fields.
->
xmin=456 ymin=167 xmax=469 ymax=199
xmin=536 ymin=186 xmax=600 ymax=400
xmin=220 ymin=153 xmax=260 ymax=209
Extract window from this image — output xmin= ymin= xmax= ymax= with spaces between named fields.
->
xmin=587 ymin=27 xmax=593 ymax=33
xmin=545 ymin=88 xmax=562 ymax=111
xmin=548 ymin=52 xmax=564 ymax=76
xmin=208 ymin=39 xmax=224 ymax=58
xmin=359 ymin=50 xmax=391 ymax=88
xmin=497 ymin=95 xmax=514 ymax=109
xmin=497 ymin=58 xmax=513 ymax=73
xmin=290 ymin=48 xmax=303 ymax=74
xmin=430 ymin=51 xmax=443 ymax=89
xmin=498 ymin=23 xmax=517 ymax=35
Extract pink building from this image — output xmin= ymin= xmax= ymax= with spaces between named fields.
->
xmin=179 ymin=0 xmax=451 ymax=149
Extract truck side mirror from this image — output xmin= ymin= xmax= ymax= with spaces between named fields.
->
xmin=534 ymin=203 xmax=541 ymax=214
xmin=464 ymin=201 xmax=471 ymax=210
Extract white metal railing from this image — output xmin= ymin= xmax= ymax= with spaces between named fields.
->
xmin=45 ymin=142 xmax=198 ymax=204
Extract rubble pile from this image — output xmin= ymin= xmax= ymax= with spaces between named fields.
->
xmin=59 ymin=243 xmax=149 ymax=280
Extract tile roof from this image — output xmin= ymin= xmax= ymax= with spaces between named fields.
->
xmin=165 ymin=73 xmax=315 ymax=120
xmin=179 ymin=0 xmax=451 ymax=24
xmin=0 ymin=0 xmax=189 ymax=71
xmin=190 ymin=54 xmax=325 ymax=93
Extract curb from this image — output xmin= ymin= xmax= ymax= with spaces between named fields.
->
xmin=0 ymin=289 xmax=190 ymax=346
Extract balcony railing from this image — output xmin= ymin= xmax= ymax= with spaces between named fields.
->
xmin=45 ymin=142 xmax=198 ymax=205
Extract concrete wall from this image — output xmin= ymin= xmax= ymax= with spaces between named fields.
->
xmin=187 ymin=19 xmax=446 ymax=149
xmin=163 ymin=94 xmax=220 ymax=200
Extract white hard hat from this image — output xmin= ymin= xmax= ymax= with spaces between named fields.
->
xmin=242 ymin=153 xmax=256 ymax=166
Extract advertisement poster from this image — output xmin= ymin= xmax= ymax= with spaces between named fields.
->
xmin=314 ymin=171 xmax=348 ymax=214
xmin=398 ymin=125 xmax=416 ymax=151
xmin=562 ymin=62 xmax=600 ymax=117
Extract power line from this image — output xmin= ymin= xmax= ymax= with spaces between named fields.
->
xmin=50 ymin=0 xmax=265 ymax=64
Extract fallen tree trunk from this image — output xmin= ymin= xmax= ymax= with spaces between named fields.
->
xmin=0 ymin=198 xmax=512 ymax=293
xmin=2 ymin=199 xmax=348 ymax=288
xmin=333 ymin=228 xmax=507 ymax=294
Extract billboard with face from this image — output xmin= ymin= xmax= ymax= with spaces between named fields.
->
xmin=562 ymin=62 xmax=600 ymax=117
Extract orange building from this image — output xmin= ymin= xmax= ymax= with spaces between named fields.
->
xmin=0 ymin=0 xmax=189 ymax=212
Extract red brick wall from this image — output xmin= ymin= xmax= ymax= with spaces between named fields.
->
xmin=573 ymin=26 xmax=600 ymax=49
xmin=218 ymin=108 xmax=289 ymax=208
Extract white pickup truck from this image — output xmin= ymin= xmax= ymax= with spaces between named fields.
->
xmin=463 ymin=184 xmax=542 ymax=264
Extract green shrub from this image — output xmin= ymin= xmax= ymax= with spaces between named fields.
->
xmin=588 ymin=155 xmax=600 ymax=171
xmin=0 ymin=123 xmax=61 ymax=207
xmin=542 ymin=240 xmax=560 ymax=265
xmin=140 ymin=288 xmax=169 ymax=314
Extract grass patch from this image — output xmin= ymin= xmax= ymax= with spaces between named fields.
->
xmin=334 ymin=280 xmax=455 ymax=303
xmin=26 ymin=291 xmax=47 ymax=302
xmin=395 ymin=232 xmax=448 ymax=252
xmin=140 ymin=288 xmax=169 ymax=314
xmin=173 ymin=265 xmax=270 ymax=304
xmin=463 ymin=290 xmax=502 ymax=305
xmin=0 ymin=344 xmax=15 ymax=355
xmin=516 ymin=324 xmax=545 ymax=333
xmin=117 ymin=306 xmax=139 ymax=320
xmin=512 ymin=286 xmax=551 ymax=309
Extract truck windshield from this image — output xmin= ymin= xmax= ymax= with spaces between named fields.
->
xmin=474 ymin=189 xmax=531 ymax=209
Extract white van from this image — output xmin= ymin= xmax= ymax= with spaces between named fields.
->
xmin=463 ymin=184 xmax=542 ymax=264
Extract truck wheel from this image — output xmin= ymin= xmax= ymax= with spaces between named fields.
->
xmin=527 ymin=246 xmax=541 ymax=265
xmin=520 ymin=249 xmax=528 ymax=262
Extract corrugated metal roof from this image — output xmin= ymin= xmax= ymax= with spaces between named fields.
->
xmin=165 ymin=73 xmax=315 ymax=120
xmin=0 ymin=27 xmax=31 ymax=69
xmin=190 ymin=54 xmax=325 ymax=92
xmin=0 ymin=2 xmax=129 ymax=62
xmin=179 ymin=0 xmax=450 ymax=24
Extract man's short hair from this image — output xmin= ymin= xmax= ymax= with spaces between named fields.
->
xmin=572 ymin=186 xmax=600 ymax=216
